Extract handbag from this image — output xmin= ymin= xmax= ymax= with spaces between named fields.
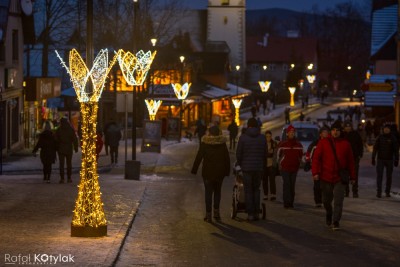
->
xmin=328 ymin=139 xmax=350 ymax=185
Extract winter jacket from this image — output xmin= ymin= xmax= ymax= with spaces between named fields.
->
xmin=236 ymin=127 xmax=266 ymax=171
xmin=343 ymin=130 xmax=364 ymax=159
xmin=227 ymin=122 xmax=239 ymax=137
xmin=106 ymin=124 xmax=122 ymax=147
xmin=311 ymin=136 xmax=356 ymax=183
xmin=266 ymin=139 xmax=278 ymax=168
xmin=33 ymin=130 xmax=57 ymax=164
xmin=372 ymin=133 xmax=399 ymax=161
xmin=191 ymin=134 xmax=230 ymax=181
xmin=55 ymin=119 xmax=78 ymax=156
xmin=277 ymin=138 xmax=303 ymax=172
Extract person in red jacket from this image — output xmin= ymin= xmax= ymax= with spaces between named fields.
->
xmin=277 ymin=125 xmax=303 ymax=208
xmin=311 ymin=120 xmax=356 ymax=230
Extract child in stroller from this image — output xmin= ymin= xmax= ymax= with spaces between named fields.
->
xmin=231 ymin=164 xmax=266 ymax=220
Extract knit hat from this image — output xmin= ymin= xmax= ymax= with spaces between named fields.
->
xmin=331 ymin=120 xmax=342 ymax=130
xmin=287 ymin=125 xmax=295 ymax=132
xmin=247 ymin=117 xmax=258 ymax=128
xmin=209 ymin=126 xmax=220 ymax=136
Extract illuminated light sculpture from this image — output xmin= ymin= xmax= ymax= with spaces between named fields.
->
xmin=55 ymin=48 xmax=118 ymax=237
xmin=171 ymin=83 xmax=191 ymax=100
xmin=258 ymin=81 xmax=271 ymax=93
xmin=306 ymin=75 xmax=316 ymax=84
xmin=145 ymin=99 xmax=162 ymax=120
xmin=116 ymin=49 xmax=157 ymax=86
xmin=288 ymin=87 xmax=296 ymax=107
xmin=232 ymin=98 xmax=243 ymax=126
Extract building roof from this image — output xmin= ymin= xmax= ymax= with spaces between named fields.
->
xmin=370 ymin=3 xmax=397 ymax=57
xmin=246 ymin=35 xmax=317 ymax=63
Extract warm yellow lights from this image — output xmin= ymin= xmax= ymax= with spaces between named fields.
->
xmin=116 ymin=49 xmax=157 ymax=86
xmin=258 ymin=81 xmax=271 ymax=93
xmin=171 ymin=83 xmax=191 ymax=100
xmin=306 ymin=75 xmax=316 ymax=84
xmin=55 ymin=49 xmax=117 ymax=102
xmin=232 ymin=98 xmax=243 ymax=126
xmin=288 ymin=87 xmax=296 ymax=107
xmin=145 ymin=99 xmax=162 ymax=120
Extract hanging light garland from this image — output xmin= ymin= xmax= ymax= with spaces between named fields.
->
xmin=145 ymin=99 xmax=162 ymax=120
xmin=55 ymin=48 xmax=117 ymax=235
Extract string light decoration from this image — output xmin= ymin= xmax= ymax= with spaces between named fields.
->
xmin=258 ymin=81 xmax=271 ymax=93
xmin=232 ymin=98 xmax=243 ymax=126
xmin=171 ymin=83 xmax=191 ymax=100
xmin=55 ymin=48 xmax=118 ymax=237
xmin=116 ymin=49 xmax=157 ymax=86
xmin=145 ymin=99 xmax=162 ymax=120
xmin=288 ymin=87 xmax=296 ymax=107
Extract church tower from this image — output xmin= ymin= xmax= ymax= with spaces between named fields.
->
xmin=207 ymin=0 xmax=246 ymax=69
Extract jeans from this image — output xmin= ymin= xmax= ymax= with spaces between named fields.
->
xmin=313 ymin=180 xmax=322 ymax=204
xmin=320 ymin=180 xmax=346 ymax=223
xmin=110 ymin=146 xmax=119 ymax=164
xmin=262 ymin=166 xmax=276 ymax=196
xmin=203 ymin=179 xmax=223 ymax=213
xmin=58 ymin=152 xmax=72 ymax=180
xmin=242 ymin=171 xmax=263 ymax=215
xmin=281 ymin=171 xmax=297 ymax=207
xmin=376 ymin=159 xmax=393 ymax=194
xmin=346 ymin=157 xmax=360 ymax=195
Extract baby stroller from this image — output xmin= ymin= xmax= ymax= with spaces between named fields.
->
xmin=231 ymin=165 xmax=266 ymax=220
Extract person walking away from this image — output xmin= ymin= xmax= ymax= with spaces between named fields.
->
xmin=55 ymin=118 xmax=78 ymax=183
xmin=357 ymin=123 xmax=367 ymax=149
xmin=263 ymin=130 xmax=278 ymax=201
xmin=227 ymin=119 xmax=239 ymax=150
xmin=311 ymin=120 xmax=355 ymax=230
xmin=236 ymin=118 xmax=266 ymax=221
xmin=32 ymin=121 xmax=57 ymax=183
xmin=372 ymin=124 xmax=399 ymax=198
xmin=343 ymin=121 xmax=363 ymax=198
xmin=191 ymin=126 xmax=230 ymax=222
xmin=106 ymin=122 xmax=122 ymax=167
xmin=194 ymin=119 xmax=207 ymax=143
xmin=277 ymin=125 xmax=303 ymax=209
xmin=305 ymin=126 xmax=329 ymax=207
xmin=284 ymin=107 xmax=291 ymax=124
xmin=103 ymin=120 xmax=114 ymax=156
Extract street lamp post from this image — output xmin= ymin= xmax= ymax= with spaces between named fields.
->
xmin=179 ymin=56 xmax=184 ymax=142
xmin=131 ymin=0 xmax=138 ymax=161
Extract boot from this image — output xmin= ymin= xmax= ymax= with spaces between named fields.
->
xmin=213 ymin=209 xmax=221 ymax=221
xmin=203 ymin=212 xmax=212 ymax=223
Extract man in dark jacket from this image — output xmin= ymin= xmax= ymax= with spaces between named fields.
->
xmin=55 ymin=118 xmax=78 ymax=183
xmin=312 ymin=120 xmax=356 ymax=230
xmin=236 ymin=118 xmax=266 ymax=221
xmin=372 ymin=124 xmax=399 ymax=198
xmin=227 ymin=119 xmax=239 ymax=150
xmin=343 ymin=121 xmax=364 ymax=198
xmin=33 ymin=122 xmax=57 ymax=183
xmin=106 ymin=122 xmax=122 ymax=166
xmin=277 ymin=125 xmax=303 ymax=209
xmin=191 ymin=126 xmax=230 ymax=222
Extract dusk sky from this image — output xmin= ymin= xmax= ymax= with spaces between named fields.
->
xmin=182 ymin=0 xmax=369 ymax=12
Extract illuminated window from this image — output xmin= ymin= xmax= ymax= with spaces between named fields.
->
xmin=221 ymin=0 xmax=229 ymax=5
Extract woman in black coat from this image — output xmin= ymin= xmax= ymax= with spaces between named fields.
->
xmin=191 ymin=126 xmax=230 ymax=222
xmin=33 ymin=124 xmax=57 ymax=183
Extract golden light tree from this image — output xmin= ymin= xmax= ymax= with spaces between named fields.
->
xmin=258 ymin=81 xmax=271 ymax=93
xmin=56 ymin=49 xmax=117 ymax=236
xmin=232 ymin=98 xmax=243 ymax=126
xmin=288 ymin=87 xmax=297 ymax=107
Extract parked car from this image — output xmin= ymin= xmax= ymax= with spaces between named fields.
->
xmin=279 ymin=121 xmax=319 ymax=156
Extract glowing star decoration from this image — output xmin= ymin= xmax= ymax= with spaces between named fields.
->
xmin=171 ymin=83 xmax=191 ymax=100
xmin=116 ymin=49 xmax=157 ymax=86
xmin=232 ymin=98 xmax=243 ymax=126
xmin=55 ymin=48 xmax=118 ymax=236
xmin=288 ymin=87 xmax=296 ymax=107
xmin=306 ymin=75 xmax=316 ymax=84
xmin=258 ymin=81 xmax=271 ymax=93
xmin=145 ymin=99 xmax=162 ymax=120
